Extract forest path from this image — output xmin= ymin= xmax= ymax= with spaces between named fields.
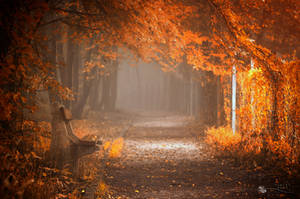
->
xmin=85 ymin=112 xmax=297 ymax=199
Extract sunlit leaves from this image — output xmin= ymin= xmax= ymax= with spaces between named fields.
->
xmin=109 ymin=137 xmax=124 ymax=158
xmin=206 ymin=126 xmax=241 ymax=151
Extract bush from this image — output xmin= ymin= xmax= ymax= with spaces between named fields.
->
xmin=206 ymin=126 xmax=241 ymax=152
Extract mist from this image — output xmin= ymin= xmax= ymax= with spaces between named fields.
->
xmin=1 ymin=0 xmax=299 ymax=198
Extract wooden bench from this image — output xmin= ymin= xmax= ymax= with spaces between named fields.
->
xmin=59 ymin=106 xmax=101 ymax=146
xmin=58 ymin=106 xmax=101 ymax=177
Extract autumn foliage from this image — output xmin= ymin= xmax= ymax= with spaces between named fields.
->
xmin=207 ymin=60 xmax=299 ymax=171
xmin=0 ymin=0 xmax=299 ymax=198
xmin=192 ymin=0 xmax=297 ymax=174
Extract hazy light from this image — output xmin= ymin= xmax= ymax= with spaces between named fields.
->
xmin=133 ymin=115 xmax=193 ymax=128
xmin=134 ymin=120 xmax=187 ymax=128
xmin=135 ymin=141 xmax=198 ymax=151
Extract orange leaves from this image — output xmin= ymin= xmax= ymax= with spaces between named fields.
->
xmin=265 ymin=136 xmax=297 ymax=166
xmin=115 ymin=0 xmax=189 ymax=63
xmin=205 ymin=126 xmax=241 ymax=151
xmin=0 ymin=93 xmax=14 ymax=121
xmin=109 ymin=137 xmax=124 ymax=158
xmin=219 ymin=58 xmax=300 ymax=169
xmin=96 ymin=181 xmax=110 ymax=196
xmin=100 ymin=137 xmax=124 ymax=158
xmin=21 ymin=121 xmax=52 ymax=154
xmin=237 ymin=67 xmax=272 ymax=134
xmin=82 ymin=61 xmax=105 ymax=74
xmin=182 ymin=30 xmax=208 ymax=46
xmin=103 ymin=141 xmax=111 ymax=151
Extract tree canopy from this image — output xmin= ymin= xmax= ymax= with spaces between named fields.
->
xmin=0 ymin=0 xmax=299 ymax=197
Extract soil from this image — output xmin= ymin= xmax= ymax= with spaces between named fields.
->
xmin=80 ymin=112 xmax=300 ymax=199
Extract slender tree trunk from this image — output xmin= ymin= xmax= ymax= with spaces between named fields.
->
xmin=270 ymin=78 xmax=280 ymax=139
xmin=65 ymin=28 xmax=74 ymax=108
xmin=72 ymin=43 xmax=80 ymax=106
xmin=101 ymin=75 xmax=110 ymax=111
xmin=109 ymin=60 xmax=118 ymax=111
xmin=216 ymin=75 xmax=225 ymax=127
xmin=88 ymin=75 xmax=101 ymax=108
xmin=57 ymin=32 xmax=65 ymax=87
xmin=99 ymin=55 xmax=118 ymax=112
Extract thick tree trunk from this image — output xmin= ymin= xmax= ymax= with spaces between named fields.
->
xmin=46 ymin=26 xmax=68 ymax=168
xmin=72 ymin=45 xmax=94 ymax=119
xmin=45 ymin=25 xmax=99 ymax=172
xmin=72 ymin=78 xmax=94 ymax=118
xmin=49 ymin=104 xmax=72 ymax=168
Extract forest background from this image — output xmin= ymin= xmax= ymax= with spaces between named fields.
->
xmin=0 ymin=0 xmax=299 ymax=198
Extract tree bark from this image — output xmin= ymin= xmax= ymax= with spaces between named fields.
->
xmin=72 ymin=43 xmax=80 ymax=106
xmin=46 ymin=25 xmax=98 ymax=171
xmin=108 ymin=60 xmax=118 ymax=111
xmin=64 ymin=28 xmax=74 ymax=108
xmin=99 ymin=56 xmax=118 ymax=112
xmin=72 ymin=42 xmax=94 ymax=118
xmin=88 ymin=75 xmax=102 ymax=108
xmin=46 ymin=25 xmax=67 ymax=168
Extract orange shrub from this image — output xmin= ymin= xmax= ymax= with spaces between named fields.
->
xmin=109 ymin=137 xmax=124 ymax=158
xmin=206 ymin=126 xmax=241 ymax=151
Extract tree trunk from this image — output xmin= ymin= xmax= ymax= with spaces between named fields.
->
xmin=99 ymin=56 xmax=118 ymax=112
xmin=108 ymin=60 xmax=118 ymax=111
xmin=72 ymin=78 xmax=94 ymax=118
xmin=270 ymin=77 xmax=280 ymax=139
xmin=88 ymin=75 xmax=102 ymax=108
xmin=46 ymin=26 xmax=67 ymax=168
xmin=46 ymin=26 xmax=99 ymax=172
xmin=57 ymin=32 xmax=65 ymax=88
xmin=72 ymin=43 xmax=94 ymax=118
xmin=100 ymin=75 xmax=110 ymax=111
xmin=64 ymin=28 xmax=74 ymax=108
xmin=216 ymin=75 xmax=225 ymax=127
xmin=72 ymin=43 xmax=80 ymax=106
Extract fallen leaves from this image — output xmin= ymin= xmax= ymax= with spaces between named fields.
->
xmin=103 ymin=141 xmax=111 ymax=151
xmin=109 ymin=137 xmax=124 ymax=158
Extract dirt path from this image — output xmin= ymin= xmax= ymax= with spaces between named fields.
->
xmin=90 ymin=113 xmax=298 ymax=199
